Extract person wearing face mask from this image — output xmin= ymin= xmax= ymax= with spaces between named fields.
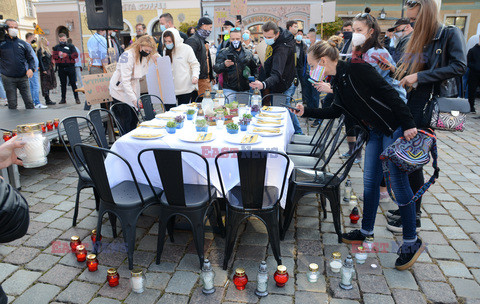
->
xmin=242 ymin=30 xmax=255 ymax=51
xmin=0 ymin=19 xmax=35 ymax=109
xmin=388 ymin=18 xmax=414 ymax=64
xmin=156 ymin=13 xmax=189 ymax=56
xmin=161 ymin=28 xmax=200 ymax=105
xmin=109 ymin=35 xmax=158 ymax=131
xmin=213 ymin=29 xmax=258 ymax=101
xmin=217 ymin=20 xmax=240 ymax=56
xmin=25 ymin=32 xmax=48 ymax=109
xmin=185 ymin=17 xmax=214 ymax=102
xmin=293 ymin=29 xmax=313 ymax=114
xmin=37 ymin=37 xmax=57 ymax=106
xmin=293 ymin=41 xmax=423 ymax=271
xmin=340 ymin=21 xmax=353 ymax=59
xmin=53 ymin=33 xmax=80 ymax=104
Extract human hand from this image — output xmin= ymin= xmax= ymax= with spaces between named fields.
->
xmin=43 ymin=71 xmax=47 ymax=74
xmin=0 ymin=137 xmax=25 ymax=169
xmin=400 ymin=73 xmax=418 ymax=88
xmin=249 ymin=80 xmax=264 ymax=90
xmin=26 ymin=69 xmax=34 ymax=78
xmin=290 ymin=103 xmax=304 ymax=116
xmin=192 ymin=77 xmax=198 ymax=84
xmin=313 ymin=81 xmax=332 ymax=93
xmin=224 ymin=59 xmax=234 ymax=67
xmin=403 ymin=128 xmax=417 ymax=141
xmin=58 ymin=51 xmax=64 ymax=58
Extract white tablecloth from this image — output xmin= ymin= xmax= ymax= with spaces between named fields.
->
xmin=105 ymin=110 xmax=295 ymax=208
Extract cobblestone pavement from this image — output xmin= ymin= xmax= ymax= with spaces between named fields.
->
xmin=2 ymin=98 xmax=480 ymax=303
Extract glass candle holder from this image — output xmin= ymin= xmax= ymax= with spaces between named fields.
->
xmin=343 ymin=179 xmax=352 ymax=202
xmin=70 ymin=236 xmax=81 ymax=252
xmin=14 ymin=124 xmax=48 ymax=168
xmin=233 ymin=268 xmax=248 ymax=290
xmin=200 ymin=259 xmax=215 ymax=294
xmin=12 ymin=129 xmax=17 ymax=137
xmin=130 ymin=269 xmax=146 ymax=293
xmin=307 ymin=263 xmax=319 ymax=283
xmin=3 ymin=131 xmax=12 ymax=142
xmin=273 ymin=265 xmax=289 ymax=287
xmin=54 ymin=118 xmax=59 ymax=129
xmin=46 ymin=120 xmax=54 ymax=131
xmin=40 ymin=123 xmax=46 ymax=133
xmin=75 ymin=244 xmax=87 ymax=262
xmin=355 ymin=246 xmax=368 ymax=264
xmin=255 ymin=261 xmax=268 ymax=297
xmin=91 ymin=229 xmax=102 ymax=243
xmin=86 ymin=254 xmax=98 ymax=271
xmin=340 ymin=255 xmax=355 ymax=290
xmin=330 ymin=252 xmax=342 ymax=273
xmin=363 ymin=236 xmax=375 ymax=253
xmin=350 ymin=206 xmax=360 ymax=224
xmin=107 ymin=268 xmax=120 ymax=287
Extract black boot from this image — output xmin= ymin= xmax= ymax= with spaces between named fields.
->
xmin=45 ymin=95 xmax=56 ymax=105
xmin=59 ymin=99 xmax=66 ymax=104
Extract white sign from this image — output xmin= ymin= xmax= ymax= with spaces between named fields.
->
xmin=146 ymin=57 xmax=176 ymax=105
xmin=310 ymin=1 xmax=336 ymax=24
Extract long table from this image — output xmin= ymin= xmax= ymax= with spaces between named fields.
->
xmin=105 ymin=109 xmax=295 ymax=208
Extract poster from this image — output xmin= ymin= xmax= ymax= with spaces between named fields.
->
xmin=146 ymin=57 xmax=176 ymax=105
xmin=214 ymin=11 xmax=228 ymax=28
xmin=230 ymin=0 xmax=248 ymax=16
xmin=310 ymin=1 xmax=336 ymax=24
xmin=82 ymin=73 xmax=113 ymax=105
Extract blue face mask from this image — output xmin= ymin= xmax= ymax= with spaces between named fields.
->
xmin=296 ymin=35 xmax=303 ymax=41
xmin=264 ymin=37 xmax=275 ymax=46
xmin=242 ymin=33 xmax=250 ymax=41
xmin=160 ymin=24 xmax=166 ymax=32
xmin=165 ymin=43 xmax=174 ymax=50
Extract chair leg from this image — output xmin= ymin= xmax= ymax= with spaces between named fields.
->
xmin=320 ymin=194 xmax=327 ymax=219
xmin=156 ymin=216 xmax=170 ymax=265
xmin=325 ymin=187 xmax=342 ymax=243
xmin=281 ymin=188 xmax=304 ymax=240
xmin=72 ymin=184 xmax=82 ymax=227
xmin=93 ymin=205 xmax=105 ymax=254
xmin=223 ymin=209 xmax=242 ymax=270
xmin=167 ymin=216 xmax=175 ymax=243
xmin=121 ymin=219 xmax=137 ymax=270
xmin=260 ymin=209 xmax=282 ymax=266
xmin=93 ymin=188 xmax=100 ymax=211
xmin=189 ymin=211 xmax=206 ymax=269
xmin=209 ymin=200 xmax=225 ymax=237
xmin=108 ymin=212 xmax=117 ymax=238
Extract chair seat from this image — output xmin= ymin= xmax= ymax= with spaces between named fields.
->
xmin=290 ymin=134 xmax=316 ymax=145
xmin=286 ymin=144 xmax=320 ymax=156
xmin=293 ymin=168 xmax=341 ymax=187
xmin=289 ymin=155 xmax=319 ymax=169
xmin=227 ymin=186 xmax=279 ymax=209
xmin=160 ymin=184 xmax=215 ymax=208
xmin=111 ymin=181 xmax=162 ymax=209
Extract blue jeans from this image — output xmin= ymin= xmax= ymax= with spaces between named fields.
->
xmin=283 ymin=83 xmax=303 ymax=134
xmin=29 ymin=70 xmax=40 ymax=105
xmin=362 ymin=128 xmax=417 ymax=241
xmin=0 ymin=76 xmax=6 ymax=99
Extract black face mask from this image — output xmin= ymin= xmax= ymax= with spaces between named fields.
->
xmin=343 ymin=31 xmax=353 ymax=40
xmin=60 ymin=41 xmax=66 ymax=45
xmin=139 ymin=50 xmax=149 ymax=58
xmin=31 ymin=40 xmax=36 ymax=44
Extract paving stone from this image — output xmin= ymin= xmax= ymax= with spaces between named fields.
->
xmin=329 ymin=278 xmax=361 ymax=300
xmin=418 ymin=231 xmax=449 ymax=245
xmin=59 ymin=251 xmax=89 ymax=267
xmin=240 ymin=232 xmax=269 ymax=246
xmin=144 ymin=272 xmax=171 ymax=290
xmin=0 ymin=263 xmax=19 ymax=282
xmin=296 ymin=216 xmax=320 ymax=229
xmin=164 ymin=271 xmax=198 ymax=295
xmin=259 ymin=294 xmax=293 ymax=304
xmin=137 ymin=235 xmax=157 ymax=252
xmin=427 ymin=244 xmax=461 ymax=260
xmin=26 ymin=221 xmax=47 ymax=235
xmin=391 ymin=289 xmax=426 ymax=304
xmin=88 ymin=297 xmax=121 ymax=304
xmin=12 ymin=283 xmax=61 ymax=304
xmin=38 ymin=264 xmax=82 ymax=287
xmin=55 ymin=281 xmax=100 ymax=304
xmin=438 ymin=260 xmax=473 ymax=278
xmin=422 ymin=204 xmax=448 ymax=214
xmin=236 ymin=245 xmax=267 ymax=261
xmin=329 ymin=300 xmax=360 ymax=304
xmin=3 ymin=247 xmax=40 ymax=265
xmin=295 ymin=274 xmax=326 ymax=292
xmin=439 ymin=226 xmax=470 ymax=240
xmin=450 ymin=240 xmax=480 ymax=252
xmin=97 ymin=279 xmax=131 ymax=300
xmin=450 ymin=210 xmax=475 ymax=220
xmin=363 ymin=294 xmax=395 ymax=304
xmin=458 ymin=220 xmax=480 ymax=233
xmin=297 ymin=228 xmax=321 ymax=240
xmin=25 ymin=253 xmax=61 ymax=271
xmin=2 ymin=270 xmax=41 ymax=296
xmin=148 ymin=261 xmax=177 ymax=273
xmin=357 ymin=274 xmax=390 ymax=294
xmin=412 ymin=263 xmax=446 ymax=282
xmin=155 ymin=293 xmax=189 ymax=304
xmin=296 ymin=255 xmax=325 ymax=274
xmin=418 ymin=281 xmax=457 ymax=304
xmin=34 ymin=210 xmax=65 ymax=223
xmin=47 ymin=217 xmax=73 ymax=230
xmin=158 ymin=244 xmax=185 ymax=263
xmin=224 ymin=282 xmax=259 ymax=303
xmin=297 ymin=240 xmax=322 ymax=256
xmin=293 ymin=291 xmax=328 ymax=304
xmin=449 ymin=278 xmax=480 ymax=299
xmin=189 ymin=286 xmax=225 ymax=304
xmin=458 ymin=252 xmax=480 ymax=268
xmin=22 ymin=228 xmax=62 ymax=249
xmin=132 ymin=251 xmax=155 ymax=268
xmin=431 ymin=214 xmax=457 ymax=226
xmin=78 ymin=265 xmax=111 ymax=284
xmin=176 ymin=253 xmax=202 ymax=272
xmin=296 ymin=205 xmax=319 ymax=217
xmin=124 ymin=288 xmax=161 ymax=304
xmin=384 ymin=269 xmax=418 ymax=290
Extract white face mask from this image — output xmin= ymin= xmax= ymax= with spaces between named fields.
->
xmin=352 ymin=32 xmax=367 ymax=47
xmin=8 ymin=28 xmax=18 ymax=38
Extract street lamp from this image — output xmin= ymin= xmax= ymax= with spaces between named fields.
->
xmin=204 ymin=11 xmax=209 ymax=18
xmin=379 ymin=8 xmax=386 ymax=20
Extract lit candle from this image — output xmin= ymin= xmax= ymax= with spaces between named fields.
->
xmin=75 ymin=245 xmax=87 ymax=262
xmin=54 ymin=118 xmax=60 ymax=129
xmin=46 ymin=120 xmax=54 ymax=131
xmin=130 ymin=269 xmax=145 ymax=293
xmin=107 ymin=268 xmax=120 ymax=287
xmin=86 ymin=254 xmax=98 ymax=271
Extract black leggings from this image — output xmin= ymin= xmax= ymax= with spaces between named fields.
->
xmin=177 ymin=92 xmax=193 ymax=105
xmin=409 ymin=168 xmax=424 ymax=214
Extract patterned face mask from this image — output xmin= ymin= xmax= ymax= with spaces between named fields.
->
xmin=309 ymin=61 xmax=326 ymax=82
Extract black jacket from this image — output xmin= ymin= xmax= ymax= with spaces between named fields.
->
xmin=157 ymin=30 xmax=188 ymax=56
xmin=260 ymin=27 xmax=296 ymax=93
xmin=303 ymin=60 xmax=416 ymax=136
xmin=467 ymin=44 xmax=480 ymax=73
xmin=213 ymin=45 xmax=258 ymax=92
xmin=0 ymin=36 xmax=35 ymax=78
xmin=185 ymin=32 xmax=213 ymax=80
xmin=52 ymin=43 xmax=78 ymax=68
xmin=295 ymin=41 xmax=308 ymax=77
xmin=393 ymin=32 xmax=411 ymax=64
xmin=0 ymin=179 xmax=29 ymax=244
xmin=37 ymin=48 xmax=53 ymax=72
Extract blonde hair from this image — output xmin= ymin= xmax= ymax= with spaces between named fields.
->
xmin=395 ymin=0 xmax=440 ymax=79
xmin=38 ymin=37 xmax=51 ymax=55
xmin=307 ymin=40 xmax=339 ymax=61
xmin=328 ymin=35 xmax=343 ymax=48
xmin=126 ymin=35 xmax=158 ymax=63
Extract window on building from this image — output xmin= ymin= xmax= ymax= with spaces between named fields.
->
xmin=25 ymin=0 xmax=34 ymax=17
xmin=445 ymin=16 xmax=467 ymax=34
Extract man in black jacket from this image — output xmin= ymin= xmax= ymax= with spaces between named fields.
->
xmin=467 ymin=37 xmax=480 ymax=113
xmin=156 ymin=13 xmax=188 ymax=55
xmin=213 ymin=29 xmax=258 ymax=101
xmin=0 ymin=19 xmax=35 ymax=109
xmin=53 ymin=33 xmax=80 ymax=104
xmin=185 ymin=17 xmax=214 ymax=102
xmin=389 ymin=18 xmax=413 ymax=63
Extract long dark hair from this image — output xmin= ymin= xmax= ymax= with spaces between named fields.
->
xmin=163 ymin=31 xmax=175 ymax=62
xmin=353 ymin=9 xmax=383 ymax=56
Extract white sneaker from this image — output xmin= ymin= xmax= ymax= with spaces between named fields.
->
xmin=35 ymin=104 xmax=48 ymax=109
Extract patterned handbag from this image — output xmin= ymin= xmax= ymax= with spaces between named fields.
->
xmin=380 ymin=129 xmax=440 ymax=206
xmin=425 ymin=96 xmax=470 ymax=131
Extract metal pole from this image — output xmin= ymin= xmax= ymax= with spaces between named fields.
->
xmin=401 ymin=0 xmax=406 ymax=18
xmin=320 ymin=2 xmax=324 ymax=39
xmin=77 ymin=0 xmax=85 ymax=67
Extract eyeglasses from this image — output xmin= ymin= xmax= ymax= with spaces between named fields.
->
xmin=405 ymin=0 xmax=419 ymax=8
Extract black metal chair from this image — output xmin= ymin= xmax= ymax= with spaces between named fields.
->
xmin=281 ymin=126 xmax=368 ymax=241
xmin=224 ymin=92 xmax=253 ymax=105
xmin=290 ymin=120 xmax=324 ymax=145
xmin=138 ymin=94 xmax=166 ymax=121
xmin=286 ymin=118 xmax=339 ymax=157
xmin=215 ymin=150 xmax=290 ymax=270
xmin=73 ymin=144 xmax=162 ymax=270
xmin=138 ymin=148 xmax=225 ymax=268
xmin=57 ymin=116 xmax=103 ymax=226
xmin=261 ymin=93 xmax=295 ymax=107
xmin=86 ymin=108 xmax=124 ymax=149
xmin=110 ymin=102 xmax=140 ymax=134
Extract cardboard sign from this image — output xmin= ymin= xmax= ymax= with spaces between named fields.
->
xmin=82 ymin=73 xmax=113 ymax=105
xmin=146 ymin=57 xmax=176 ymax=104
xmin=230 ymin=0 xmax=248 ymax=16
xmin=310 ymin=1 xmax=336 ymax=24
xmin=214 ymin=11 xmax=228 ymax=28
xmin=104 ymin=63 xmax=117 ymax=74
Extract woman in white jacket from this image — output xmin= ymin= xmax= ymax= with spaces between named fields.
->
xmin=162 ymin=28 xmax=200 ymax=105
xmin=109 ymin=35 xmax=157 ymax=130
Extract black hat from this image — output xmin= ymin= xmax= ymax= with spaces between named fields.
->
xmin=197 ymin=17 xmax=213 ymax=28
xmin=388 ymin=18 xmax=410 ymax=32
xmin=223 ymin=20 xmax=235 ymax=27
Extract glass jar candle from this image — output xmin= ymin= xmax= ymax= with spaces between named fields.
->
xmin=53 ymin=118 xmax=59 ymax=129
xmin=107 ymin=268 xmax=120 ymax=287
xmin=200 ymin=259 xmax=215 ymax=294
xmin=86 ymin=254 xmax=98 ymax=271
xmin=355 ymin=246 xmax=368 ymax=264
xmin=91 ymin=229 xmax=102 ymax=243
xmin=14 ymin=124 xmax=48 ymax=168
xmin=130 ymin=269 xmax=146 ymax=293
xmin=3 ymin=131 xmax=12 ymax=142
xmin=307 ymin=263 xmax=319 ymax=283
xmin=340 ymin=255 xmax=355 ymax=290
xmin=343 ymin=179 xmax=352 ymax=202
xmin=330 ymin=252 xmax=342 ymax=273
xmin=233 ymin=268 xmax=248 ymax=290
xmin=273 ymin=265 xmax=289 ymax=287
xmin=40 ymin=123 xmax=46 ymax=133
xmin=349 ymin=195 xmax=358 ymax=207
xmin=11 ymin=129 xmax=17 ymax=137
xmin=70 ymin=235 xmax=81 ymax=252
xmin=75 ymin=244 xmax=87 ymax=262
xmin=350 ymin=206 xmax=360 ymax=224
xmin=363 ymin=236 xmax=375 ymax=253
xmin=46 ymin=120 xmax=54 ymax=131
xmin=255 ymin=261 xmax=268 ymax=297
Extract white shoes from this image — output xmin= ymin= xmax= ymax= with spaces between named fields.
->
xmin=35 ymin=103 xmax=48 ymax=109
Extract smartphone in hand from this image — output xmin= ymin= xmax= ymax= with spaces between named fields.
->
xmin=280 ymin=103 xmax=300 ymax=112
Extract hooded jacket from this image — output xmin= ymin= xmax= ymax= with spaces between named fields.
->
xmin=260 ymin=27 xmax=296 ymax=93
xmin=162 ymin=28 xmax=200 ymax=95
xmin=185 ymin=31 xmax=213 ymax=80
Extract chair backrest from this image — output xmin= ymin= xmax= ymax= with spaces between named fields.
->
xmin=138 ymin=148 xmax=212 ymax=207
xmin=73 ymin=144 xmax=146 ymax=205
xmin=110 ymin=102 xmax=140 ymax=133
xmin=215 ymin=150 xmax=290 ymax=209
xmin=262 ymin=93 xmax=295 ymax=107
xmin=87 ymin=108 xmax=124 ymax=148
xmin=225 ymin=92 xmax=253 ymax=106
xmin=57 ymin=116 xmax=103 ymax=177
xmin=311 ymin=116 xmax=345 ymax=160
xmin=138 ymin=94 xmax=165 ymax=121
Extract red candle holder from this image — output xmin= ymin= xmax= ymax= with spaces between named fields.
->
xmin=76 ymin=244 xmax=87 ymax=262
xmin=40 ymin=123 xmax=46 ymax=133
xmin=54 ymin=118 xmax=59 ymax=129
xmin=274 ymin=265 xmax=289 ymax=287
xmin=11 ymin=129 xmax=17 ymax=137
xmin=350 ymin=207 xmax=360 ymax=224
xmin=70 ymin=236 xmax=81 ymax=252
xmin=3 ymin=132 xmax=12 ymax=142
xmin=91 ymin=229 xmax=102 ymax=244
xmin=233 ymin=268 xmax=248 ymax=290
xmin=107 ymin=268 xmax=120 ymax=287
xmin=46 ymin=120 xmax=54 ymax=131
xmin=86 ymin=254 xmax=98 ymax=271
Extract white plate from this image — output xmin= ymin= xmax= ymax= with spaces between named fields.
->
xmin=178 ymin=132 xmax=216 ymax=143
xmin=260 ymin=106 xmax=286 ymax=113
xmin=224 ymin=134 xmax=263 ymax=145
xmin=256 ymin=113 xmax=284 ymax=121
xmin=252 ymin=118 xmax=284 ymax=128
xmin=139 ymin=120 xmax=166 ymax=128
xmin=130 ymin=128 xmax=165 ymax=140
xmin=251 ymin=127 xmax=283 ymax=137
xmin=155 ymin=113 xmax=177 ymax=120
